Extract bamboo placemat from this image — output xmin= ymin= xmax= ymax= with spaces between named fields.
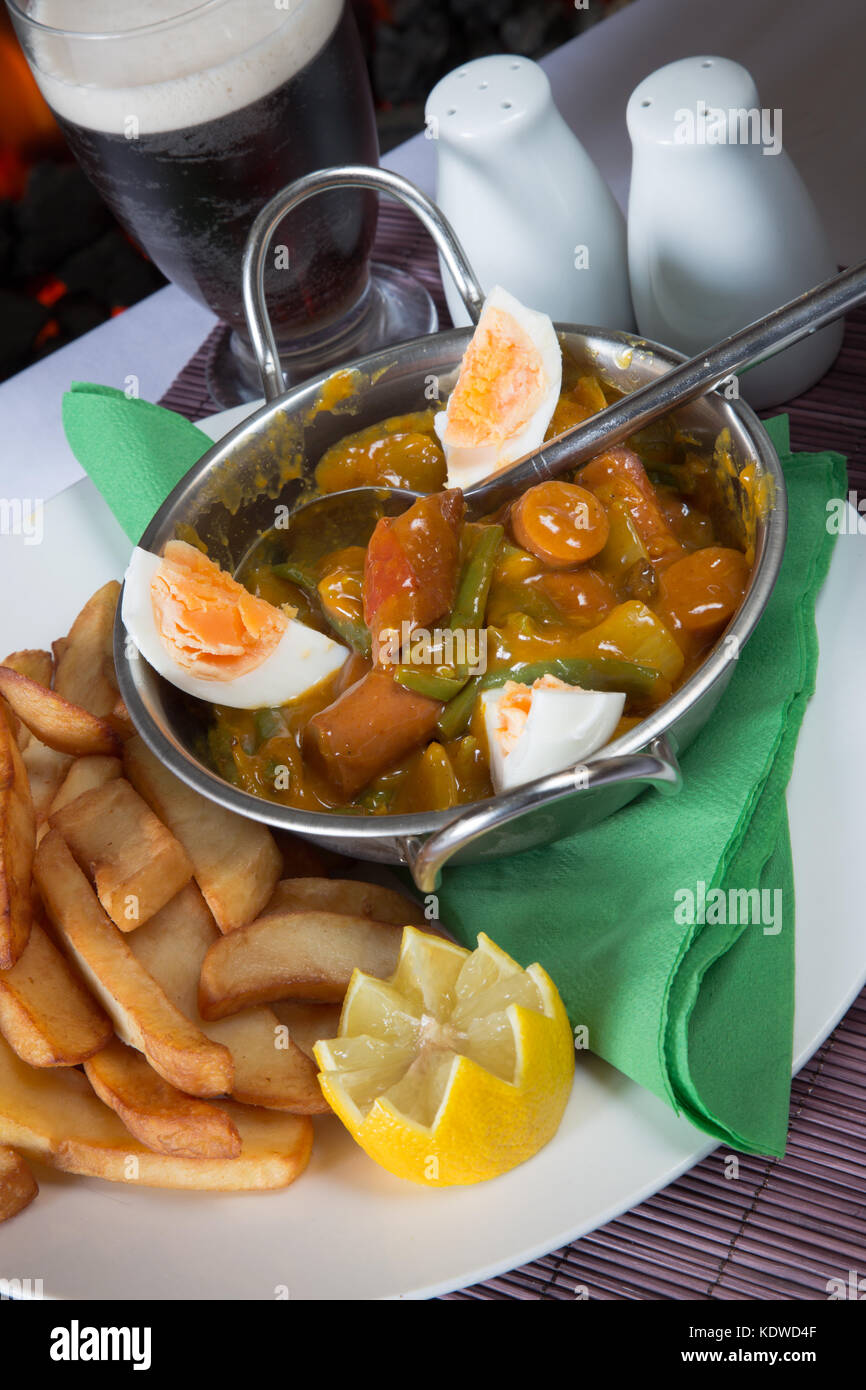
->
xmin=159 ymin=201 xmax=866 ymax=1302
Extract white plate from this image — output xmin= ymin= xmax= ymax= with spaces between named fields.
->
xmin=2 ymin=409 xmax=864 ymax=1301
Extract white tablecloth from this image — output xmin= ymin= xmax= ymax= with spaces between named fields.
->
xmin=0 ymin=0 xmax=862 ymax=505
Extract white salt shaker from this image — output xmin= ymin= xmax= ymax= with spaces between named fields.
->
xmin=426 ymin=55 xmax=634 ymax=332
xmin=627 ymin=56 xmax=842 ymax=408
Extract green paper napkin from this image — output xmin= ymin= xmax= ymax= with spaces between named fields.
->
xmin=61 ymin=385 xmax=844 ymax=1154
xmin=62 ymin=382 xmax=214 ymax=543
xmin=436 ymin=416 xmax=846 ymax=1157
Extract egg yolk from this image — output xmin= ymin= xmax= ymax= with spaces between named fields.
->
xmin=494 ymin=674 xmax=572 ymax=755
xmin=445 ymin=307 xmax=547 ymax=447
xmin=151 ymin=540 xmax=293 ymax=680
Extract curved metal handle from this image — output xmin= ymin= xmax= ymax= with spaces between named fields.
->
xmin=401 ymin=734 xmax=682 ymax=893
xmin=242 ymin=165 xmax=486 ymax=401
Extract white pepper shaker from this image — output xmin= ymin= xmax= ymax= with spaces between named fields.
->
xmin=626 ymin=56 xmax=842 ymax=408
xmin=426 ymin=55 xmax=634 ymax=332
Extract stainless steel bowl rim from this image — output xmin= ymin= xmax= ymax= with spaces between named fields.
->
xmin=115 ymin=320 xmax=788 ymax=844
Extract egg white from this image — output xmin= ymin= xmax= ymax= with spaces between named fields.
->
xmin=435 ymin=285 xmax=562 ymax=490
xmin=480 ymin=683 xmax=625 ymax=795
xmin=121 ymin=547 xmax=349 ymax=710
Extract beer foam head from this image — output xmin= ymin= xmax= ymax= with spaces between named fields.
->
xmin=27 ymin=0 xmax=344 ymax=135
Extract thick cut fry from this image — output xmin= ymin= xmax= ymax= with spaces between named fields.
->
xmin=0 ymin=707 xmax=35 ymax=968
xmin=107 ymin=695 xmax=135 ymax=740
xmin=1 ymin=651 xmax=53 ymax=751
xmin=0 ymin=918 xmax=112 ymax=1067
xmin=48 ymin=755 xmax=122 ymax=817
xmin=53 ymin=580 xmax=120 ymax=717
xmin=265 ymin=877 xmax=427 ymax=927
xmin=34 ymin=832 xmax=232 ymax=1098
xmin=271 ymin=1002 xmax=342 ymax=1061
xmin=0 ymin=1032 xmax=312 ymax=1191
xmin=2 ymin=650 xmax=53 ymax=687
xmin=50 ymin=778 xmax=193 ymax=929
xmin=199 ymin=910 xmax=404 ymax=1019
xmin=124 ymin=735 xmax=282 ymax=932
xmin=129 ymin=885 xmax=327 ymax=1114
xmin=0 ymin=667 xmax=121 ymax=758
xmin=84 ymin=1039 xmax=242 ymax=1159
xmin=21 ymin=739 xmax=71 ymax=822
xmin=0 ymin=1142 xmax=37 ymax=1222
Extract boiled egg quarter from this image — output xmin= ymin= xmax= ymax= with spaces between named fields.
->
xmin=435 ymin=285 xmax=562 ymax=491
xmin=480 ymin=675 xmax=625 ymax=794
xmin=122 ymin=542 xmax=348 ymax=709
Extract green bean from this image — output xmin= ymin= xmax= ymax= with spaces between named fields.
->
xmin=271 ymin=561 xmax=318 ymax=593
xmin=273 ymin=561 xmax=372 ymax=656
xmin=254 ymin=708 xmax=284 ymax=746
xmin=394 ymin=665 xmax=470 ymax=703
xmin=449 ymin=524 xmax=503 ymax=633
xmin=436 ymin=654 xmax=661 ymax=741
xmin=480 ymin=656 xmax=662 ymax=700
xmin=436 ymin=675 xmax=482 ymax=741
xmin=323 ymin=610 xmax=372 ymax=659
xmin=356 ymin=784 xmax=396 ymax=813
xmin=496 ymin=540 xmax=528 ymax=563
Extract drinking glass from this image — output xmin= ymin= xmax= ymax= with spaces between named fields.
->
xmin=7 ymin=0 xmax=436 ymax=402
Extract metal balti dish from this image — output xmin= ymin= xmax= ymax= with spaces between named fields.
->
xmin=116 ymin=168 xmax=787 ymax=892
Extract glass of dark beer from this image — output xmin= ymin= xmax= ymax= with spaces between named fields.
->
xmin=7 ymin=0 xmax=436 ymax=401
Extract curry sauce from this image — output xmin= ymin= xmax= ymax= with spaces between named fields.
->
xmin=206 ymin=374 xmax=753 ymax=816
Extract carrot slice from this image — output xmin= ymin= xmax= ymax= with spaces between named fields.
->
xmin=510 ymin=481 xmax=609 ymax=568
xmin=658 ymin=547 xmax=750 ymax=634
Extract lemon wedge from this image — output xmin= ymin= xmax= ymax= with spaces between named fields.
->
xmin=314 ymin=927 xmax=574 ymax=1186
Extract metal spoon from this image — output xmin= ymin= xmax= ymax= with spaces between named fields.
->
xmin=240 ymin=166 xmax=864 ymax=527
xmin=283 ymin=257 xmax=866 ymax=530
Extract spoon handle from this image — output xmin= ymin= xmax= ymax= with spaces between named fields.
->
xmin=467 ymin=259 xmax=866 ymax=510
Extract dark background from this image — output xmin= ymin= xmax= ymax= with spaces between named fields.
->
xmin=0 ymin=0 xmax=629 ymax=381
